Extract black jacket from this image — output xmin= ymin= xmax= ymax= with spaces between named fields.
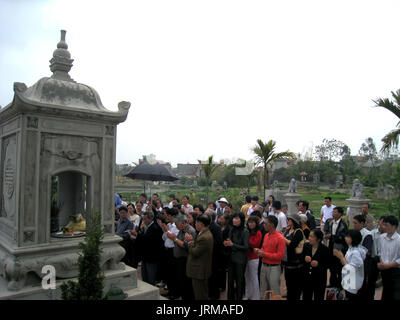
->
xmin=136 ymin=222 xmax=164 ymax=263
xmin=302 ymin=242 xmax=329 ymax=284
xmin=326 ymin=218 xmax=348 ymax=254
xmin=209 ymin=222 xmax=224 ymax=267
xmin=228 ymin=226 xmax=249 ymax=264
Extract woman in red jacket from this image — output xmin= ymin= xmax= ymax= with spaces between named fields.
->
xmin=244 ymin=216 xmax=262 ymax=300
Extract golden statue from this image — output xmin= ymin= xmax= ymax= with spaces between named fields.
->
xmin=64 ymin=213 xmax=86 ymax=232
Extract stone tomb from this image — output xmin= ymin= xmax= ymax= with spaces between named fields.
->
xmin=0 ymin=31 xmax=159 ymax=299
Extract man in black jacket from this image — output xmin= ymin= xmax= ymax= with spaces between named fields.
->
xmin=324 ymin=206 xmax=348 ymax=289
xmin=131 ymin=211 xmax=164 ymax=286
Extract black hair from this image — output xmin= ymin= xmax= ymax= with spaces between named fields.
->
xmin=383 ymin=215 xmax=399 ymax=227
xmin=140 ymin=193 xmax=147 ymax=199
xmin=353 ymin=214 xmax=366 ymax=224
xmin=301 ymin=200 xmax=309 ymax=210
xmin=247 ymin=216 xmax=260 ymax=234
xmin=207 ymin=202 xmax=217 ymax=210
xmin=169 ymin=194 xmax=176 ymax=200
xmin=268 ymin=195 xmax=275 ymax=201
xmin=196 ymin=214 xmax=211 ymax=227
xmin=245 ymin=195 xmax=252 ymax=203
xmin=324 ymin=196 xmax=332 ymax=201
xmin=266 ymin=215 xmax=278 ymax=228
xmin=346 ymin=229 xmax=362 ymax=247
xmin=296 ymin=200 xmax=302 ymax=206
xmin=119 ymin=206 xmax=128 ymax=212
xmin=231 ymin=212 xmax=245 ymax=227
xmin=251 ymin=211 xmax=262 ymax=219
xmin=364 ymin=203 xmax=370 ymax=209
xmin=193 ymin=204 xmax=205 ymax=213
xmin=252 ymin=196 xmax=259 ymax=201
xmin=153 ymin=193 xmax=159 ymax=197
xmin=334 ymin=206 xmax=344 ymax=215
xmin=118 ymin=193 xmax=123 ymax=199
xmin=182 ymin=195 xmax=190 ymax=201
xmin=311 ymin=229 xmax=323 ymax=241
xmin=273 ymin=200 xmax=282 ymax=210
xmin=167 ymin=208 xmax=179 ymax=217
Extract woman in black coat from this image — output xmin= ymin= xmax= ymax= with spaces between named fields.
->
xmin=302 ymin=229 xmax=330 ymax=300
xmin=223 ymin=212 xmax=249 ymax=300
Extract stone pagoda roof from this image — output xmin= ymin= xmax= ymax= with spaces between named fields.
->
xmin=0 ymin=30 xmax=130 ymax=124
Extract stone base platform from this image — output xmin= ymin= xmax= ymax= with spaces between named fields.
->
xmin=0 ymin=265 xmax=160 ymax=300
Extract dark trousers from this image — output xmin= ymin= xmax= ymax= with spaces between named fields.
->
xmin=157 ymin=247 xmax=168 ymax=283
xmin=166 ymin=248 xmax=179 ymax=296
xmin=192 ymin=278 xmax=209 ymax=300
xmin=119 ymin=239 xmax=133 ymax=267
xmin=302 ymin=276 xmax=326 ymax=301
xmin=329 ymin=256 xmax=343 ymax=289
xmin=141 ymin=261 xmax=158 ymax=286
xmin=227 ymin=261 xmax=247 ymax=300
xmin=359 ymin=258 xmax=378 ymax=300
xmin=381 ymin=268 xmax=400 ymax=300
xmin=175 ymin=256 xmax=194 ymax=301
xmin=208 ymin=261 xmax=221 ymax=300
xmin=284 ymin=266 xmax=303 ymax=301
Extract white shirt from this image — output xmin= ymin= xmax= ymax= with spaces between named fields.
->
xmin=371 ymin=228 xmax=383 ymax=257
xmin=129 ymin=214 xmax=141 ymax=230
xmin=378 ymin=232 xmax=400 ymax=267
xmin=276 ymin=211 xmax=288 ymax=232
xmin=332 ymin=219 xmax=341 ymax=235
xmin=182 ymin=204 xmax=194 ymax=214
xmin=343 ymin=246 xmax=366 ymax=294
xmin=168 ymin=201 xmax=174 ymax=209
xmin=321 ymin=204 xmax=336 ymax=223
xmin=162 ymin=222 xmax=179 ymax=248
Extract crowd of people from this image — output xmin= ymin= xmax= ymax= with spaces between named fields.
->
xmin=113 ymin=192 xmax=400 ymax=301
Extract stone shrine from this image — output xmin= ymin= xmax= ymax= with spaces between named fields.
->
xmin=284 ymin=178 xmax=301 ymax=215
xmin=0 ymin=31 xmax=159 ymax=299
xmin=346 ymin=179 xmax=371 ymax=229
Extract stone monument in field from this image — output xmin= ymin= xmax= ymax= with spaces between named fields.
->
xmin=346 ymin=179 xmax=371 ymax=229
xmin=284 ymin=178 xmax=301 ymax=215
xmin=0 ymin=30 xmax=159 ymax=299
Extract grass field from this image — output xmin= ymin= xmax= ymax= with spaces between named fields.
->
xmin=117 ymin=184 xmax=399 ymax=221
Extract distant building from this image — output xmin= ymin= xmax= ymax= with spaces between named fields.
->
xmin=139 ymin=154 xmax=172 ymax=170
xmin=175 ymin=163 xmax=202 ymax=178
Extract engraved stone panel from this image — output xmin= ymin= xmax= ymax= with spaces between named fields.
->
xmin=23 ymin=131 xmax=39 ymax=228
xmin=3 ymin=118 xmax=20 ymax=135
xmin=27 ymin=117 xmax=38 ymax=128
xmin=1 ymin=134 xmax=17 ymax=223
xmin=41 ymin=119 xmax=103 ymax=136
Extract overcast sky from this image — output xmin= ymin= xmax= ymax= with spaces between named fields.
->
xmin=1 ymin=0 xmax=399 ymax=166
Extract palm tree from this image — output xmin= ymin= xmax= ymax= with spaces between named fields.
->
xmin=252 ymin=139 xmax=295 ymax=200
xmin=373 ymin=89 xmax=400 ymax=153
xmin=198 ymin=155 xmax=221 ymax=203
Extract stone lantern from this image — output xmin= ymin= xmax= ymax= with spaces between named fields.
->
xmin=0 ymin=30 xmax=131 ymax=293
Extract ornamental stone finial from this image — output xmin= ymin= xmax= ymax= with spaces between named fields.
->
xmin=49 ymin=30 xmax=74 ymax=82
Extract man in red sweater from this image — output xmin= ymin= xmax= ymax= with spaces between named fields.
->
xmin=255 ymin=215 xmax=286 ymax=299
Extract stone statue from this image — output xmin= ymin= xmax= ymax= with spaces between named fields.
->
xmin=351 ymin=179 xmax=364 ymax=198
xmin=288 ymin=178 xmax=297 ymax=193
xmin=313 ymin=172 xmax=320 ymax=184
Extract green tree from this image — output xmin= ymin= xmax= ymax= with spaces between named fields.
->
xmin=252 ymin=139 xmax=294 ymax=200
xmin=373 ymin=89 xmax=400 ymax=153
xmin=314 ymin=138 xmax=350 ymax=162
xmin=359 ymin=137 xmax=378 ymax=165
xmin=61 ymin=211 xmax=105 ymax=300
xmin=198 ymin=155 xmax=221 ymax=203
